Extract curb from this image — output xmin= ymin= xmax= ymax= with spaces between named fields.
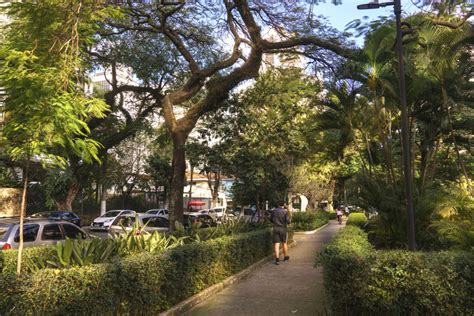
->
xmin=293 ymin=222 xmax=329 ymax=235
xmin=160 ymin=241 xmax=297 ymax=316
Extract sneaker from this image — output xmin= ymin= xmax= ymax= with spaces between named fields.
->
xmin=274 ymin=258 xmax=280 ymax=265
xmin=284 ymin=256 xmax=290 ymax=262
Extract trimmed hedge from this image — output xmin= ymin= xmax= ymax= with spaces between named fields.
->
xmin=0 ymin=246 xmax=56 ymax=274
xmin=0 ymin=229 xmax=273 ymax=315
xmin=346 ymin=212 xmax=368 ymax=228
xmin=291 ymin=211 xmax=329 ymax=232
xmin=318 ymin=226 xmax=474 ymax=315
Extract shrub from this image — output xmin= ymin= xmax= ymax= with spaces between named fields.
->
xmin=0 ymin=229 xmax=273 ymax=315
xmin=1 ymin=220 xmax=265 ymax=274
xmin=291 ymin=211 xmax=329 ymax=231
xmin=326 ymin=210 xmax=337 ymax=220
xmin=347 ymin=212 xmax=368 ymax=228
xmin=318 ymin=226 xmax=474 ymax=315
xmin=0 ymin=246 xmax=56 ymax=274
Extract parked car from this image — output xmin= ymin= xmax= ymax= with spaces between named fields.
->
xmin=108 ymin=214 xmax=169 ymax=234
xmin=210 ymin=207 xmax=226 ymax=221
xmin=90 ymin=210 xmax=136 ymax=231
xmin=47 ymin=211 xmax=81 ymax=227
xmin=183 ymin=213 xmax=217 ymax=229
xmin=242 ymin=207 xmax=257 ymax=222
xmin=0 ymin=219 xmax=87 ymax=250
xmin=28 ymin=211 xmax=54 ymax=219
xmin=145 ymin=208 xmax=169 ymax=218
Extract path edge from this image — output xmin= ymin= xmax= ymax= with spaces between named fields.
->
xmin=293 ymin=222 xmax=329 ymax=235
xmin=159 ymin=239 xmax=301 ymax=316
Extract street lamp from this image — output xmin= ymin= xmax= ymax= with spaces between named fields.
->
xmin=358 ymin=0 xmax=416 ymax=251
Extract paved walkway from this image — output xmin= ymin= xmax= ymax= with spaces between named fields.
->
xmin=185 ymin=221 xmax=344 ymax=316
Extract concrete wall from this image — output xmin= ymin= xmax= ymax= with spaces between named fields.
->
xmin=0 ymin=188 xmax=21 ymax=217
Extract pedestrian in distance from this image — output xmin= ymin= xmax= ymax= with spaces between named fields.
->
xmin=270 ymin=201 xmax=291 ymax=265
xmin=336 ymin=207 xmax=343 ymax=224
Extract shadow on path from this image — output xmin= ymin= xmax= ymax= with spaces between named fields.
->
xmin=185 ymin=220 xmax=345 ymax=316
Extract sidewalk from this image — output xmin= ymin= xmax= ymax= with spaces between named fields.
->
xmin=184 ymin=221 xmax=344 ymax=316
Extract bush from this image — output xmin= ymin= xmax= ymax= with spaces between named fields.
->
xmin=346 ymin=212 xmax=368 ymax=228
xmin=318 ymin=226 xmax=474 ymax=315
xmin=0 ymin=246 xmax=56 ymax=274
xmin=0 ymin=229 xmax=273 ymax=315
xmin=326 ymin=210 xmax=337 ymax=220
xmin=290 ymin=211 xmax=329 ymax=231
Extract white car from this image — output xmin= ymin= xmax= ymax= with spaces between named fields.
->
xmin=209 ymin=207 xmax=226 ymax=221
xmin=145 ymin=208 xmax=169 ymax=219
xmin=108 ymin=214 xmax=169 ymax=234
xmin=90 ymin=210 xmax=136 ymax=231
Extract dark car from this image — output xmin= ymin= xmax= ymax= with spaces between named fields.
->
xmin=47 ymin=211 xmax=81 ymax=227
xmin=183 ymin=213 xmax=217 ymax=229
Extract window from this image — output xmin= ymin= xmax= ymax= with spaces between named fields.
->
xmin=145 ymin=217 xmax=168 ymax=228
xmin=63 ymin=224 xmax=85 ymax=239
xmin=62 ymin=213 xmax=73 ymax=219
xmin=14 ymin=224 xmax=40 ymax=243
xmin=115 ymin=216 xmax=135 ymax=227
xmin=41 ymin=224 xmax=63 ymax=241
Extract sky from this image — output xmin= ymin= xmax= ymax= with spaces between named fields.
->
xmin=314 ymin=0 xmax=424 ymax=44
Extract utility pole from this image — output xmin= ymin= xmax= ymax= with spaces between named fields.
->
xmin=357 ymin=0 xmax=416 ymax=250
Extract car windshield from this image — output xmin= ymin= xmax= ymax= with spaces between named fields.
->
xmin=101 ymin=211 xmax=121 ymax=218
xmin=49 ymin=212 xmax=64 ymax=217
xmin=0 ymin=225 xmax=11 ymax=240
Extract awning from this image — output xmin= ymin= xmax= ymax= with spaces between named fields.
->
xmin=188 ymin=200 xmax=206 ymax=206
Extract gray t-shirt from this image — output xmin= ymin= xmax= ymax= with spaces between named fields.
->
xmin=271 ymin=207 xmax=291 ymax=228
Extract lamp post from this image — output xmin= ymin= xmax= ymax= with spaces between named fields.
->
xmin=357 ymin=0 xmax=416 ymax=251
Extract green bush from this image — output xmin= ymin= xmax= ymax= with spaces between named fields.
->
xmin=0 ymin=229 xmax=273 ymax=315
xmin=347 ymin=212 xmax=368 ymax=228
xmin=326 ymin=210 xmax=337 ymax=220
xmin=0 ymin=246 xmax=56 ymax=274
xmin=318 ymin=226 xmax=474 ymax=315
xmin=291 ymin=211 xmax=329 ymax=231
xmin=1 ymin=220 xmax=266 ymax=275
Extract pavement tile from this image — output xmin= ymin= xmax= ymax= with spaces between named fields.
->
xmin=184 ymin=221 xmax=343 ymax=316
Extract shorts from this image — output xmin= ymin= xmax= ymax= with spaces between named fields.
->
xmin=273 ymin=226 xmax=288 ymax=243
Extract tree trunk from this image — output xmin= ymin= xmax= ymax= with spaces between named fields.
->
xmin=188 ymin=164 xmax=194 ymax=211
xmin=169 ymin=132 xmax=187 ymax=230
xmin=287 ymin=191 xmax=293 ymax=212
xmin=55 ymin=182 xmax=80 ymax=211
xmin=17 ymin=160 xmax=29 ymax=275
xmin=212 ymin=170 xmax=220 ymax=207
xmin=100 ymin=154 xmax=108 ymax=215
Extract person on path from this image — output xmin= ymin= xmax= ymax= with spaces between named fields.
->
xmin=270 ymin=201 xmax=291 ymax=265
xmin=336 ymin=207 xmax=343 ymax=224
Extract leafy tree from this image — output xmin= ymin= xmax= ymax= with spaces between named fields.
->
xmin=0 ymin=0 xmax=108 ymax=274
xmin=93 ymin=0 xmax=356 ymax=229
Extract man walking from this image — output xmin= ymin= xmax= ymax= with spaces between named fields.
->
xmin=270 ymin=201 xmax=291 ymax=265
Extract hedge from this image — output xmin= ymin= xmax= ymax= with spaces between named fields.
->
xmin=0 ymin=246 xmax=56 ymax=274
xmin=346 ymin=212 xmax=368 ymax=228
xmin=0 ymin=229 xmax=273 ymax=315
xmin=291 ymin=211 xmax=329 ymax=232
xmin=318 ymin=226 xmax=474 ymax=315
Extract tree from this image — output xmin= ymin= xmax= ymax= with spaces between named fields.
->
xmin=0 ymin=0 xmax=108 ymax=274
xmin=94 ymin=0 xmax=356 ymax=229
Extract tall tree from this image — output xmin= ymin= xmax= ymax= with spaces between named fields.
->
xmin=96 ymin=0 xmax=356 ymax=229
xmin=0 ymin=0 xmax=108 ymax=274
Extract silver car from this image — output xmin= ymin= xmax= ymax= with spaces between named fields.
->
xmin=108 ymin=214 xmax=169 ymax=235
xmin=0 ymin=218 xmax=87 ymax=250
